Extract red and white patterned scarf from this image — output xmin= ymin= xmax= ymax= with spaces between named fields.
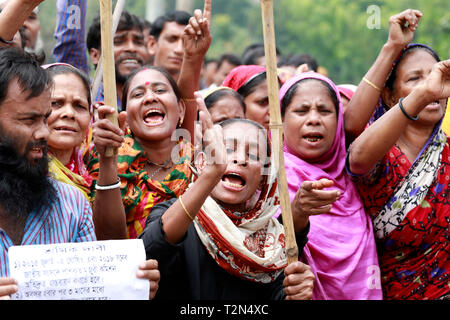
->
xmin=193 ymin=156 xmax=287 ymax=283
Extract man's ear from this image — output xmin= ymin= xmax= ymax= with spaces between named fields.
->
xmin=147 ymin=35 xmax=157 ymax=56
xmin=89 ymin=47 xmax=101 ymax=66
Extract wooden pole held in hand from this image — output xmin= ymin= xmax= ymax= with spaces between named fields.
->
xmin=260 ymin=0 xmax=299 ymax=264
xmin=99 ymin=0 xmax=119 ymax=157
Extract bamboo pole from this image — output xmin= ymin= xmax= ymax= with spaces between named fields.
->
xmin=260 ymin=0 xmax=298 ymax=264
xmin=91 ymin=0 xmax=126 ymax=112
xmin=99 ymin=0 xmax=118 ymax=157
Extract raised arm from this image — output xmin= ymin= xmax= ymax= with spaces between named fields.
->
xmin=53 ymin=0 xmax=90 ymax=76
xmin=0 ymin=0 xmax=43 ymax=43
xmin=90 ymin=106 xmax=128 ymax=239
xmin=344 ymin=9 xmax=423 ymax=142
xmin=160 ymin=93 xmax=225 ymax=244
xmin=349 ymin=59 xmax=450 ymax=175
xmin=177 ymin=0 xmax=212 ymax=143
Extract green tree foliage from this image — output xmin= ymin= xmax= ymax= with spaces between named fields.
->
xmin=36 ymin=0 xmax=449 ymax=84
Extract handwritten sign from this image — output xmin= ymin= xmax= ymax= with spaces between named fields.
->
xmin=8 ymin=239 xmax=149 ymax=300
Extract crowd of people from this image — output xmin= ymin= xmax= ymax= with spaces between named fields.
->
xmin=0 ymin=0 xmax=448 ymax=301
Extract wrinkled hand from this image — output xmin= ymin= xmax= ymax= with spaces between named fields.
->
xmin=92 ymin=104 xmax=127 ymax=159
xmin=0 ymin=278 xmax=18 ymax=300
xmin=283 ymin=261 xmax=315 ymax=300
xmin=417 ymin=59 xmax=450 ymax=106
xmin=196 ymin=91 xmax=227 ymax=178
xmin=387 ymin=9 xmax=422 ymax=49
xmin=291 ymin=179 xmax=340 ymax=231
xmin=183 ymin=0 xmax=212 ymax=59
xmin=136 ymin=259 xmax=160 ymax=300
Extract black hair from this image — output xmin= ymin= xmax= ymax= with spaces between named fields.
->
xmin=204 ymin=88 xmax=246 ymax=113
xmin=242 ymin=47 xmax=266 ymax=66
xmin=149 ymin=10 xmax=191 ymax=40
xmin=204 ymin=58 xmax=218 ymax=66
xmin=385 ymin=45 xmax=440 ymax=92
xmin=121 ymin=65 xmax=182 ymax=111
xmin=242 ymin=43 xmax=281 ymax=60
xmin=280 ymin=78 xmax=339 ymax=118
xmin=237 ymin=72 xmax=267 ymax=98
xmin=45 ymin=64 xmax=92 ymax=109
xmin=286 ymin=53 xmax=318 ymax=72
xmin=87 ymin=10 xmax=144 ymax=51
xmin=0 ymin=47 xmax=52 ymax=106
xmin=139 ymin=16 xmax=152 ymax=35
xmin=217 ymin=53 xmax=242 ymax=70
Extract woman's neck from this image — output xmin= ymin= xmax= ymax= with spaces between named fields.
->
xmin=215 ymin=199 xmax=248 ymax=213
xmin=136 ymin=136 xmax=177 ymax=165
xmin=397 ymin=123 xmax=435 ymax=163
xmin=49 ymin=148 xmax=74 ymax=166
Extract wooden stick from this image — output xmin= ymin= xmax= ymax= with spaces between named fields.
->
xmin=91 ymin=0 xmax=126 ymax=114
xmin=260 ymin=0 xmax=298 ymax=264
xmin=99 ymin=0 xmax=118 ymax=157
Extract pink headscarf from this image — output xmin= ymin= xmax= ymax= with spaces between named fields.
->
xmin=278 ymin=72 xmax=382 ymax=300
xmin=337 ymin=84 xmax=356 ymax=101
xmin=222 ymin=65 xmax=266 ymax=91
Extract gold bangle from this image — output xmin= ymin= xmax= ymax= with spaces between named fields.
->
xmin=362 ymin=77 xmax=381 ymax=92
xmin=179 ymin=195 xmax=194 ymax=221
xmin=181 ymin=97 xmax=197 ymax=103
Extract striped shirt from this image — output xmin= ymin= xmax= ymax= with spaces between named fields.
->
xmin=0 ymin=180 xmax=96 ymax=277
xmin=53 ymin=0 xmax=90 ymax=77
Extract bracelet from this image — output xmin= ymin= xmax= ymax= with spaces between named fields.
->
xmin=95 ymin=178 xmax=121 ymax=191
xmin=362 ymin=77 xmax=381 ymax=92
xmin=181 ymin=97 xmax=197 ymax=103
xmin=0 ymin=35 xmax=15 ymax=45
xmin=179 ymin=195 xmax=194 ymax=221
xmin=398 ymin=97 xmax=418 ymax=121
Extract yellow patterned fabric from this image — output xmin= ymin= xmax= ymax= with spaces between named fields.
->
xmin=442 ymin=99 xmax=450 ymax=136
xmin=48 ymin=154 xmax=92 ymax=202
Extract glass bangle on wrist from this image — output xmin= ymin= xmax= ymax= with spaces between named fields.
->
xmin=398 ymin=97 xmax=419 ymax=121
xmin=95 ymin=178 xmax=121 ymax=191
xmin=0 ymin=35 xmax=15 ymax=45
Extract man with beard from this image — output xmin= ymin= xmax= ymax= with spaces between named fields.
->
xmin=0 ymin=48 xmax=160 ymax=300
xmin=87 ymin=10 xmax=151 ymax=110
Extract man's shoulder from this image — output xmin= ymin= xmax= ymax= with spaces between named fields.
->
xmin=50 ymin=179 xmax=90 ymax=207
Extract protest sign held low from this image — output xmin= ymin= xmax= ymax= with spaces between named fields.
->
xmin=8 ymin=239 xmax=149 ymax=300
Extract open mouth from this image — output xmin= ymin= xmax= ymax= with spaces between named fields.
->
xmin=222 ymin=172 xmax=246 ymax=190
xmin=120 ymin=59 xmax=141 ymax=67
xmin=303 ymin=133 xmax=323 ymax=143
xmin=28 ymin=146 xmax=45 ymax=159
xmin=144 ymin=108 xmax=166 ymax=125
xmin=54 ymin=126 xmax=77 ymax=133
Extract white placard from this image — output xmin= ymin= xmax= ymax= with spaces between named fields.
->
xmin=8 ymin=239 xmax=150 ymax=300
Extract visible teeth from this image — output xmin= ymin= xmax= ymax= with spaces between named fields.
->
xmin=224 ymin=181 xmax=243 ymax=188
xmin=146 ymin=109 xmax=164 ymax=116
xmin=146 ymin=119 xmax=162 ymax=123
xmin=305 ymin=137 xmax=321 ymax=142
xmin=122 ymin=59 xmax=138 ymax=64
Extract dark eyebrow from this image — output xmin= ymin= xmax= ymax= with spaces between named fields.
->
xmin=130 ymin=82 xmax=168 ymax=93
xmin=225 ymin=138 xmax=260 ymax=149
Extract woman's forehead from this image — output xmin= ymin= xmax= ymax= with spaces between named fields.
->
xmin=131 ymin=68 xmax=170 ymax=86
xmin=397 ymin=49 xmax=439 ymax=73
xmin=223 ymin=122 xmax=267 ymax=146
